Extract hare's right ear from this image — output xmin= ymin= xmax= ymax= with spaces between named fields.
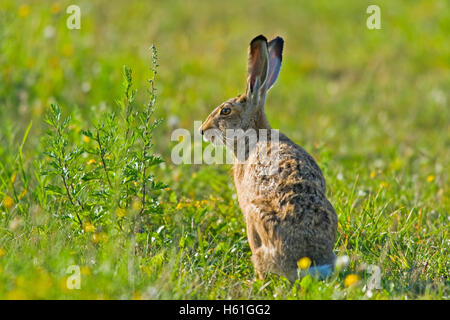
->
xmin=266 ymin=37 xmax=284 ymax=90
xmin=246 ymin=35 xmax=269 ymax=103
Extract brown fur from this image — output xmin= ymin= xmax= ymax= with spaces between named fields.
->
xmin=200 ymin=35 xmax=337 ymax=282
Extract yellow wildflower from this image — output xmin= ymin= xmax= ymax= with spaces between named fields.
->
xmin=81 ymin=266 xmax=91 ymax=276
xmin=18 ymin=190 xmax=27 ymax=200
xmin=115 ymin=208 xmax=126 ymax=218
xmin=83 ymin=135 xmax=90 ymax=143
xmin=11 ymin=172 xmax=17 ymax=184
xmin=61 ymin=43 xmax=74 ymax=57
xmin=87 ymin=159 xmax=96 ymax=165
xmin=370 ymin=171 xmax=376 ymax=179
xmin=390 ymin=157 xmax=402 ymax=171
xmin=426 ymin=175 xmax=435 ymax=183
xmin=132 ymin=200 xmax=141 ymax=211
xmin=297 ymin=257 xmax=312 ymax=270
xmin=344 ymin=274 xmax=360 ymax=287
xmin=51 ymin=3 xmax=61 ymax=14
xmin=18 ymin=5 xmax=30 ymax=18
xmin=92 ymin=232 xmax=107 ymax=243
xmin=83 ymin=222 xmax=96 ymax=233
xmin=2 ymin=195 xmax=14 ymax=209
xmin=176 ymin=202 xmax=184 ymax=210
xmin=133 ymin=292 xmax=142 ymax=300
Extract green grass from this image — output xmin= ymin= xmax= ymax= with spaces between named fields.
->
xmin=0 ymin=0 xmax=448 ymax=299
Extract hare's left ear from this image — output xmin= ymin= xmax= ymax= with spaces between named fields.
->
xmin=246 ymin=35 xmax=269 ymax=101
xmin=266 ymin=37 xmax=284 ymax=90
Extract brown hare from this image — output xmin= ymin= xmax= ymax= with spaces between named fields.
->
xmin=200 ymin=35 xmax=337 ymax=282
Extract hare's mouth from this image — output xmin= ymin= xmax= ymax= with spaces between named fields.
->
xmin=209 ymin=135 xmax=224 ymax=146
xmin=203 ymin=128 xmax=224 ymax=146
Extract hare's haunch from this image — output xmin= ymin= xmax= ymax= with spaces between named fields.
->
xmin=200 ymin=35 xmax=337 ymax=282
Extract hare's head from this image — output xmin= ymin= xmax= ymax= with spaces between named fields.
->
xmin=200 ymin=35 xmax=283 ymax=145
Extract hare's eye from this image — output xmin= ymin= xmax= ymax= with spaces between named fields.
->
xmin=220 ymin=107 xmax=231 ymax=116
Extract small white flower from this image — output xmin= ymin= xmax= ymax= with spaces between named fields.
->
xmin=43 ymin=25 xmax=55 ymax=39
xmin=167 ymin=115 xmax=180 ymax=128
xmin=430 ymin=88 xmax=446 ymax=105
xmin=81 ymin=81 xmax=91 ymax=93
xmin=335 ymin=255 xmax=350 ymax=269
xmin=92 ymin=63 xmax=101 ymax=75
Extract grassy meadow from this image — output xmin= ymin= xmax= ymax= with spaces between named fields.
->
xmin=0 ymin=0 xmax=448 ymax=299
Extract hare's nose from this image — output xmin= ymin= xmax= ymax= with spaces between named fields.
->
xmin=199 ymin=127 xmax=204 ymax=135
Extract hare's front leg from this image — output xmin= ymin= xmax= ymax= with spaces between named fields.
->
xmin=246 ymin=221 xmax=266 ymax=280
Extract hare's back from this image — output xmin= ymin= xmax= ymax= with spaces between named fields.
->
xmin=253 ymin=133 xmax=326 ymax=193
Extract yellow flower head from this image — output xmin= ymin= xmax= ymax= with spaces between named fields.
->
xmin=83 ymin=135 xmax=91 ymax=143
xmin=426 ymin=175 xmax=435 ymax=183
xmin=87 ymin=159 xmax=96 ymax=165
xmin=380 ymin=181 xmax=389 ymax=188
xmin=344 ymin=274 xmax=360 ymax=287
xmin=81 ymin=266 xmax=91 ymax=276
xmin=51 ymin=3 xmax=61 ymax=14
xmin=132 ymin=200 xmax=141 ymax=211
xmin=297 ymin=257 xmax=312 ymax=270
xmin=11 ymin=172 xmax=17 ymax=184
xmin=115 ymin=208 xmax=126 ymax=218
xmin=61 ymin=44 xmax=74 ymax=57
xmin=92 ymin=232 xmax=107 ymax=243
xmin=133 ymin=292 xmax=142 ymax=300
xmin=18 ymin=5 xmax=30 ymax=18
xmin=18 ymin=190 xmax=27 ymax=200
xmin=83 ymin=222 xmax=96 ymax=233
xmin=2 ymin=195 xmax=14 ymax=209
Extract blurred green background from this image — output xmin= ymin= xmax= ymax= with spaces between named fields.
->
xmin=0 ymin=0 xmax=448 ymax=299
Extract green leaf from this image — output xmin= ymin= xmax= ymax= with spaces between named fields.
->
xmin=45 ymin=184 xmax=65 ymax=195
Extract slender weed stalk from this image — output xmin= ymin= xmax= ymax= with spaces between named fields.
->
xmin=41 ymin=47 xmax=165 ymax=234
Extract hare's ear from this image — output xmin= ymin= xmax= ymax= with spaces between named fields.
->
xmin=246 ymin=35 xmax=269 ymax=101
xmin=266 ymin=37 xmax=284 ymax=90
